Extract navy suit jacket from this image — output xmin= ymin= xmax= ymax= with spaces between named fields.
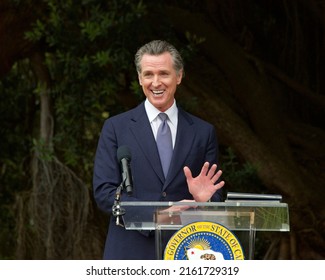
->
xmin=93 ymin=101 xmax=223 ymax=259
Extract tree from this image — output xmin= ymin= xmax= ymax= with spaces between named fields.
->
xmin=164 ymin=1 xmax=325 ymax=259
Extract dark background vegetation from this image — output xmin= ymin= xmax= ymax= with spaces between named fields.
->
xmin=0 ymin=0 xmax=324 ymax=259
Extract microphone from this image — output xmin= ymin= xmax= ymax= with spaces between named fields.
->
xmin=117 ymin=145 xmax=133 ymax=196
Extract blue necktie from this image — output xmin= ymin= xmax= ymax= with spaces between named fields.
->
xmin=157 ymin=113 xmax=173 ymax=178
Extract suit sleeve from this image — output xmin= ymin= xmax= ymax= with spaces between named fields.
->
xmin=206 ymin=125 xmax=224 ymax=202
xmin=93 ymin=119 xmax=138 ymax=214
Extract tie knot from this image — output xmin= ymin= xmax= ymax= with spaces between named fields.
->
xmin=158 ymin=113 xmax=168 ymax=122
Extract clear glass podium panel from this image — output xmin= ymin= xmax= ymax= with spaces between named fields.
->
xmin=120 ymin=201 xmax=289 ymax=259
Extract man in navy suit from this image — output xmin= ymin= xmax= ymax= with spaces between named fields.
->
xmin=93 ymin=40 xmax=225 ymax=259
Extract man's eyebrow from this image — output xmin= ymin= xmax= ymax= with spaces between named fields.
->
xmin=142 ymin=69 xmax=170 ymax=74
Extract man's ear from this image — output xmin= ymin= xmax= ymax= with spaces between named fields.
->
xmin=138 ymin=74 xmax=142 ymax=85
xmin=177 ymin=70 xmax=183 ymax=85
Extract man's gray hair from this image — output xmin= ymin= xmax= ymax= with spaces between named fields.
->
xmin=134 ymin=40 xmax=184 ymax=75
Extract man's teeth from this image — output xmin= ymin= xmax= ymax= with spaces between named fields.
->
xmin=153 ymin=90 xmax=164 ymax=95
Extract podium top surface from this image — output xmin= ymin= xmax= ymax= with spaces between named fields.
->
xmin=119 ymin=201 xmax=290 ymax=232
xmin=120 ymin=200 xmax=287 ymax=208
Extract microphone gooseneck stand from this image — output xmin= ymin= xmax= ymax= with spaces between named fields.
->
xmin=112 ymin=181 xmax=126 ymax=227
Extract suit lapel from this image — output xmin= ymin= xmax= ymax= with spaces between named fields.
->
xmin=129 ymin=103 xmax=165 ymax=183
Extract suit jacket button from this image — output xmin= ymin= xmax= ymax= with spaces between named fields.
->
xmin=162 ymin=192 xmax=167 ymax=197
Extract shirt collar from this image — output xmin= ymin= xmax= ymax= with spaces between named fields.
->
xmin=145 ymin=99 xmax=178 ymax=125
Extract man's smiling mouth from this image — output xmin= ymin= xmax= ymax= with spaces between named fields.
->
xmin=152 ymin=90 xmax=164 ymax=96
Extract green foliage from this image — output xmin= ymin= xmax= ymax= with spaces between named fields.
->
xmin=220 ymin=147 xmax=264 ymax=194
xmin=32 ymin=138 xmax=55 ymax=161
xmin=22 ymin=0 xmax=154 ymax=174
xmin=183 ymin=31 xmax=206 ymax=59
xmin=0 ymin=59 xmax=36 ymax=259
xmin=25 ymin=20 xmax=46 ymax=42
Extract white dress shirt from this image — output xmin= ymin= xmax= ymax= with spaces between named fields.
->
xmin=144 ymin=99 xmax=178 ymax=148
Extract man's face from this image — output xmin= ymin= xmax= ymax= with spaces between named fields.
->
xmin=138 ymin=52 xmax=183 ymax=112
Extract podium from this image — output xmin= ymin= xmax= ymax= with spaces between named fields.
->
xmin=120 ymin=201 xmax=290 ymax=260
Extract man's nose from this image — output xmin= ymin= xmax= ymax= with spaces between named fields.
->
xmin=152 ymin=75 xmax=161 ymax=86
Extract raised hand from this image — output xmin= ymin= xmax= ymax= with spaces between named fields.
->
xmin=183 ymin=162 xmax=225 ymax=202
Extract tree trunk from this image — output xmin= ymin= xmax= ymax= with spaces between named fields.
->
xmin=30 ymin=52 xmax=53 ymax=147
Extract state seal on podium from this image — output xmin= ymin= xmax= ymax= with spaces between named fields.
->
xmin=163 ymin=221 xmax=245 ymax=260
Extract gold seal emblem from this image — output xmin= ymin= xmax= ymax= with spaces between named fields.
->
xmin=163 ymin=221 xmax=245 ymax=260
